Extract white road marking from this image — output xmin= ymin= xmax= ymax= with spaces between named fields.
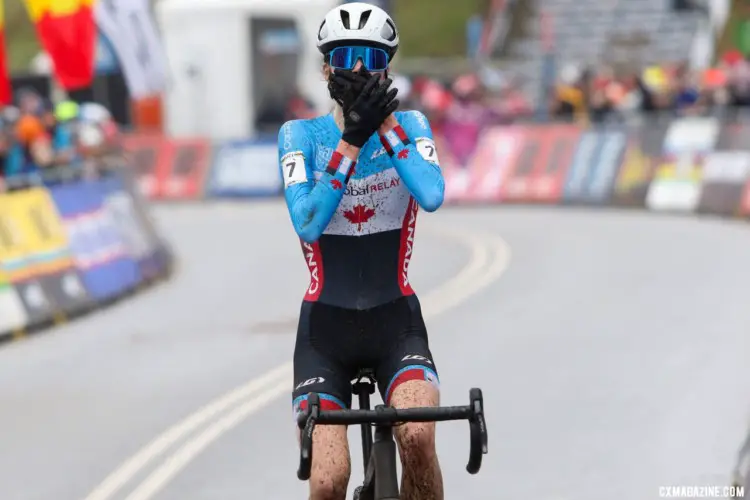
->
xmin=82 ymin=226 xmax=512 ymax=500
xmin=123 ymin=379 xmax=290 ymax=500
xmin=81 ymin=365 xmax=291 ymax=500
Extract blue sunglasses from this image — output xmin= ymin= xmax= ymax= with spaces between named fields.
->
xmin=328 ymin=46 xmax=389 ymax=72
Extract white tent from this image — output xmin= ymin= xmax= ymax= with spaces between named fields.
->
xmin=156 ymin=0 xmax=339 ymax=140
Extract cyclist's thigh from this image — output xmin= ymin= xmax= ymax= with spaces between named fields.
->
xmin=292 ymin=301 xmax=354 ymax=415
xmin=293 ymin=302 xmax=354 ymax=489
xmin=373 ymin=295 xmax=440 ymax=406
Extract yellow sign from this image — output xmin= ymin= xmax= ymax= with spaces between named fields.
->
xmin=615 ymin=145 xmax=651 ymax=192
xmin=654 ymin=155 xmax=703 ymax=182
xmin=0 ymin=188 xmax=72 ymax=281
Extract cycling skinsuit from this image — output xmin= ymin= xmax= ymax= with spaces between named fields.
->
xmin=278 ymin=110 xmax=445 ymax=413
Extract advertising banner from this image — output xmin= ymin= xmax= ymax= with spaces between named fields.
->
xmin=529 ymin=125 xmax=580 ymax=203
xmin=116 ymin=169 xmax=169 ymax=278
xmin=717 ymin=122 xmax=750 ymax=151
xmin=563 ymin=131 xmax=599 ymax=203
xmin=697 ymin=151 xmax=750 ymax=216
xmin=563 ymin=129 xmax=626 ymax=204
xmin=586 ymin=130 xmax=627 ymax=203
xmin=2 ymin=188 xmax=88 ymax=322
xmin=205 ymin=138 xmax=282 ymax=198
xmin=613 ymin=141 xmax=656 ymax=207
xmin=0 ymin=268 xmax=28 ymax=334
xmin=662 ymin=116 xmax=720 ymax=155
xmin=645 ymin=154 xmax=703 ymax=213
xmin=644 ymin=116 xmax=714 ymax=214
xmin=99 ymin=174 xmax=156 ymax=279
xmin=48 ymin=180 xmax=139 ymax=302
xmin=0 ymin=194 xmax=51 ymax=326
xmin=612 ymin=120 xmax=668 ymax=207
xmin=158 ymin=138 xmax=212 ymax=200
xmin=120 ymin=133 xmax=166 ymax=199
xmin=12 ymin=279 xmax=54 ymax=326
xmin=0 ymin=191 xmax=53 ymax=327
xmin=500 ymin=127 xmax=541 ymax=202
xmin=447 ymin=126 xmax=525 ymax=203
xmin=501 ymin=124 xmax=579 ymax=203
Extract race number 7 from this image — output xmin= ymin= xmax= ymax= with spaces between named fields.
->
xmin=282 ymin=152 xmax=307 ymax=188
xmin=416 ymin=138 xmax=440 ymax=165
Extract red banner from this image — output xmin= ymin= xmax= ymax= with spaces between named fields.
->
xmin=158 ymin=138 xmax=211 ymax=200
xmin=528 ymin=125 xmax=580 ymax=203
xmin=120 ymin=133 xmax=166 ymax=199
xmin=24 ymin=0 xmax=96 ymax=90
xmin=440 ymin=126 xmax=530 ymax=203
xmin=501 ymin=127 xmax=541 ymax=202
xmin=501 ymin=125 xmax=579 ymax=203
xmin=464 ymin=127 xmax=526 ymax=202
xmin=120 ymin=135 xmax=211 ymax=200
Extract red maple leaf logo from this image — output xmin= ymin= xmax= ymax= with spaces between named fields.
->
xmin=397 ymin=149 xmax=409 ymax=160
xmin=343 ymin=204 xmax=375 ymax=231
xmin=330 ymin=179 xmax=343 ymax=190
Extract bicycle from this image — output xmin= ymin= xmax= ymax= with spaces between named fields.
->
xmin=296 ymin=369 xmax=489 ymax=500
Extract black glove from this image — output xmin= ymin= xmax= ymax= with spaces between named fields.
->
xmin=341 ymin=74 xmax=399 ymax=149
xmin=328 ymin=68 xmax=372 ymax=111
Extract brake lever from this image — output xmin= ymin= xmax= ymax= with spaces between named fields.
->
xmin=466 ymin=388 xmax=488 ymax=474
xmin=297 ymin=393 xmax=321 ymax=481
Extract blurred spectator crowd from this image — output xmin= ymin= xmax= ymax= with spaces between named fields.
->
xmin=549 ymin=49 xmax=750 ymax=124
xmin=0 ymin=89 xmax=121 ymax=192
xmin=358 ymin=49 xmax=750 ymax=135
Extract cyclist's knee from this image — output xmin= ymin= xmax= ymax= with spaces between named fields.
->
xmin=293 ymin=393 xmax=351 ymax=500
xmin=308 ymin=425 xmax=351 ymax=500
xmin=397 ymin=420 xmax=437 ymax=461
xmin=390 ymin=379 xmax=439 ymax=462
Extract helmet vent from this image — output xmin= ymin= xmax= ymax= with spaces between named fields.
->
xmin=358 ymin=10 xmax=372 ymax=29
xmin=340 ymin=10 xmax=351 ymax=29
xmin=317 ymin=20 xmax=327 ymax=40
xmin=382 ymin=19 xmax=397 ymax=41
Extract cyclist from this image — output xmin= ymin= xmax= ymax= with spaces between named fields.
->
xmin=277 ymin=3 xmax=445 ymax=499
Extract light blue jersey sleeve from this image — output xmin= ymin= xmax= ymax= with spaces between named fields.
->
xmin=278 ymin=120 xmax=350 ymax=244
xmin=382 ymin=111 xmax=445 ymax=212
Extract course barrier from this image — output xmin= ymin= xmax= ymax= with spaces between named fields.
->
xmin=0 ymin=168 xmax=173 ymax=339
xmin=121 ymin=113 xmax=750 ymax=221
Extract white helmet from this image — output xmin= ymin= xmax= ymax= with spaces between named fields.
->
xmin=317 ymin=2 xmax=399 ymax=59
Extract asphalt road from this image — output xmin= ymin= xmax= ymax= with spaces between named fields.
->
xmin=1 ymin=201 xmax=750 ymax=500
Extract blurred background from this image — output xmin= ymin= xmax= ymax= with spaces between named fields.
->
xmin=0 ymin=0 xmax=748 ymax=194
xmin=3 ymin=1 xmax=750 ymax=498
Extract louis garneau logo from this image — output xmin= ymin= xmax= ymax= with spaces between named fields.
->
xmin=371 ymin=147 xmax=387 ymax=160
xmin=402 ymin=354 xmax=432 ymax=365
xmin=295 ymin=377 xmax=325 ymax=391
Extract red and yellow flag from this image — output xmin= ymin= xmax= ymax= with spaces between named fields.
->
xmin=24 ymin=0 xmax=96 ymax=90
xmin=0 ymin=3 xmax=12 ymax=105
